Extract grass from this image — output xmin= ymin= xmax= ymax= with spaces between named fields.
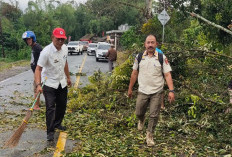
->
xmin=0 ymin=58 xmax=30 ymax=72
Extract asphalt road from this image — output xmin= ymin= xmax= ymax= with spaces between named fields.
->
xmin=0 ymin=53 xmax=108 ymax=157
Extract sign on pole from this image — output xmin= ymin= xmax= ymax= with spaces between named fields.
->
xmin=158 ymin=9 xmax=170 ymax=25
xmin=158 ymin=9 xmax=170 ymax=43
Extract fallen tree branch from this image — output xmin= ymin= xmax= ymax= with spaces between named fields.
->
xmin=173 ymin=79 xmax=224 ymax=105
xmin=187 ymin=11 xmax=232 ymax=36
xmin=166 ymin=49 xmax=232 ymax=60
xmin=206 ymin=54 xmax=230 ymax=65
xmin=189 ymin=49 xmax=232 ymax=59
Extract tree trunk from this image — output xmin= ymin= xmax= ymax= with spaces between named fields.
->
xmin=145 ymin=0 xmax=153 ymax=21
xmin=0 ymin=16 xmax=5 ymax=58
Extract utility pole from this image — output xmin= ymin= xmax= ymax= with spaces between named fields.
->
xmin=162 ymin=2 xmax=165 ymax=43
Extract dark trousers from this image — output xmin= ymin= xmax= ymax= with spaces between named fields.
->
xmin=43 ymin=84 xmax=67 ymax=135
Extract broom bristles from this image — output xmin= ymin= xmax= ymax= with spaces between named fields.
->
xmin=4 ymin=110 xmax=33 ymax=148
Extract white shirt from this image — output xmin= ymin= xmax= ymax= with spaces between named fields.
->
xmin=133 ymin=51 xmax=172 ymax=94
xmin=37 ymin=43 xmax=68 ymax=89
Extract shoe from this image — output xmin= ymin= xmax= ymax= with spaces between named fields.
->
xmin=47 ymin=132 xmax=54 ymax=141
xmin=146 ymin=132 xmax=155 ymax=147
xmin=47 ymin=140 xmax=55 ymax=147
xmin=161 ymin=106 xmax=165 ymax=110
xmin=137 ymin=119 xmax=145 ymax=131
xmin=55 ymin=125 xmax=66 ymax=131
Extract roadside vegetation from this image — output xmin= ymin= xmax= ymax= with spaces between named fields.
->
xmin=62 ymin=42 xmax=232 ymax=156
xmin=0 ymin=58 xmax=29 ymax=72
xmin=0 ymin=0 xmax=231 ymax=156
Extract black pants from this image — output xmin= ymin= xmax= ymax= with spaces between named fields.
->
xmin=43 ymin=84 xmax=67 ymax=135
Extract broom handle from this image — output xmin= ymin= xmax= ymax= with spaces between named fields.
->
xmin=30 ymin=77 xmax=47 ymax=109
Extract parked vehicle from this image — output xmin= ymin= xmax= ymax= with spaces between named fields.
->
xmin=87 ymin=43 xmax=97 ymax=56
xmin=95 ymin=42 xmax=110 ymax=62
xmin=67 ymin=41 xmax=83 ymax=55
xmin=80 ymin=41 xmax=89 ymax=51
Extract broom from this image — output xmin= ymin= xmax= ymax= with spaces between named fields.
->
xmin=4 ymin=78 xmax=47 ymax=148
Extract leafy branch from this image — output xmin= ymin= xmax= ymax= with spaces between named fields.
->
xmin=173 ymin=79 xmax=224 ymax=105
xmin=189 ymin=49 xmax=232 ymax=59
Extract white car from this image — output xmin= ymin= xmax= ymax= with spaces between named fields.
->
xmin=67 ymin=41 xmax=83 ymax=55
xmin=80 ymin=41 xmax=89 ymax=51
xmin=87 ymin=43 xmax=97 ymax=56
xmin=95 ymin=42 xmax=110 ymax=62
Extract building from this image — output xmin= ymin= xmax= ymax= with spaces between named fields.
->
xmin=79 ymin=34 xmax=95 ymax=43
xmin=106 ymin=24 xmax=131 ymax=50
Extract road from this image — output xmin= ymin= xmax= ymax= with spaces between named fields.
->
xmin=0 ymin=53 xmax=108 ymax=157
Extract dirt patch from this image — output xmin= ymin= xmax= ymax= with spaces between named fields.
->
xmin=0 ymin=66 xmax=30 ymax=82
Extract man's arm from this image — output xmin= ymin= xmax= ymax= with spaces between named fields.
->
xmin=115 ymin=50 xmax=117 ymax=60
xmin=128 ymin=70 xmax=138 ymax=98
xmin=64 ymin=60 xmax=72 ymax=87
xmin=164 ymin=72 xmax=175 ymax=103
xmin=34 ymin=65 xmax=43 ymax=93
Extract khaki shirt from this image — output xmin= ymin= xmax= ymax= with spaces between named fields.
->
xmin=132 ymin=51 xmax=172 ymax=94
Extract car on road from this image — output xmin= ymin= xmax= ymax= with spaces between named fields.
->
xmin=80 ymin=41 xmax=89 ymax=51
xmin=95 ymin=42 xmax=110 ymax=62
xmin=87 ymin=43 xmax=97 ymax=56
xmin=67 ymin=41 xmax=83 ymax=55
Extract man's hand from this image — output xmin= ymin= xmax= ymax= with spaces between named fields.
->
xmin=128 ymin=88 xmax=133 ymax=98
xmin=67 ymin=78 xmax=72 ymax=87
xmin=127 ymin=70 xmax=138 ymax=98
xmin=168 ymin=92 xmax=175 ymax=103
xmin=37 ymin=85 xmax=43 ymax=94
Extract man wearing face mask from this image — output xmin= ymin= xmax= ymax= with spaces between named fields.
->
xmin=35 ymin=27 xmax=71 ymax=141
xmin=128 ymin=34 xmax=175 ymax=146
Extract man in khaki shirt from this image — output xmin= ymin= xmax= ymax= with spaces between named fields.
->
xmin=128 ymin=35 xmax=175 ymax=146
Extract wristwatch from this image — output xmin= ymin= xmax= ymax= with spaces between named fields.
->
xmin=169 ymin=89 xmax=175 ymax=93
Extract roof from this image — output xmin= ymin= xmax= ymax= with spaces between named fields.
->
xmin=80 ymin=34 xmax=95 ymax=40
xmin=106 ymin=30 xmax=127 ymax=34
xmin=92 ymin=36 xmax=107 ymax=43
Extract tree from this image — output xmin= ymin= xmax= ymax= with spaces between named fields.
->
xmin=53 ymin=4 xmax=76 ymax=38
xmin=0 ymin=1 xmax=22 ymax=58
xmin=0 ymin=16 xmax=5 ymax=58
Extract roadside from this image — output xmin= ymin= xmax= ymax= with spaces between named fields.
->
xmin=0 ymin=61 xmax=30 ymax=82
xmin=0 ymin=55 xmax=106 ymax=156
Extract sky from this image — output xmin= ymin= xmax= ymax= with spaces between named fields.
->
xmin=2 ymin=0 xmax=87 ymax=12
